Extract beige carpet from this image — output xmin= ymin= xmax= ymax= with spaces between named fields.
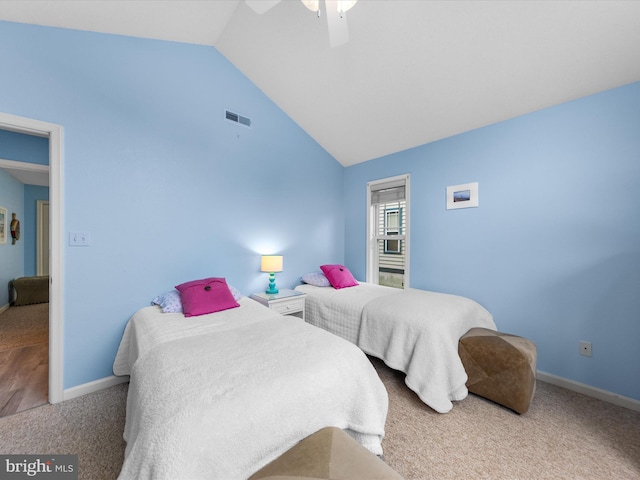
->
xmin=0 ymin=382 xmax=127 ymax=480
xmin=373 ymin=357 xmax=640 ymax=479
xmin=0 ymin=357 xmax=639 ymax=480
xmin=0 ymin=303 xmax=49 ymax=350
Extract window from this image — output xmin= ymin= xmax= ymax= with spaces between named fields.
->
xmin=367 ymin=175 xmax=409 ymax=289
xmin=383 ymin=207 xmax=402 ymax=254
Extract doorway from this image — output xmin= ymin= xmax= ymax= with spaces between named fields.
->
xmin=0 ymin=112 xmax=64 ymax=405
xmin=0 ymin=159 xmax=50 ymax=416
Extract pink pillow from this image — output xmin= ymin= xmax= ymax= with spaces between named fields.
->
xmin=320 ymin=264 xmax=359 ymax=289
xmin=175 ymin=277 xmax=239 ymax=317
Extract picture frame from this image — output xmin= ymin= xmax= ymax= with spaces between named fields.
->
xmin=0 ymin=207 xmax=6 ymax=244
xmin=446 ymin=182 xmax=479 ymax=210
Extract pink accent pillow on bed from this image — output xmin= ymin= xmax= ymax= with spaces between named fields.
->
xmin=320 ymin=264 xmax=359 ymax=289
xmin=175 ymin=277 xmax=239 ymax=317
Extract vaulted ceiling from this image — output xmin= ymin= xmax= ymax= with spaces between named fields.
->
xmin=2 ymin=1 xmax=639 ymax=166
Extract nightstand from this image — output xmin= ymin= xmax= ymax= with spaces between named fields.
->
xmin=249 ymin=289 xmax=306 ymax=320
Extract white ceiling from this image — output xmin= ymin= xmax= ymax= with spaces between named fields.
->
xmin=0 ymin=159 xmax=50 ymax=186
xmin=1 ymin=0 xmax=639 ymax=167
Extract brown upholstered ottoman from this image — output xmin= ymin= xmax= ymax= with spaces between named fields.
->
xmin=249 ymin=427 xmax=403 ymax=480
xmin=9 ymin=276 xmax=49 ymax=306
xmin=459 ymin=327 xmax=537 ymax=414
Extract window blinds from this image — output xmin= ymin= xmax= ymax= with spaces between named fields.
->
xmin=370 ymin=178 xmax=406 ymax=205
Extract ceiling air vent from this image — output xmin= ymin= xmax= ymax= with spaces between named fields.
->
xmin=226 ymin=110 xmax=251 ymax=127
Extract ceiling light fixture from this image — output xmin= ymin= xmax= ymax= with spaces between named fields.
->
xmin=246 ymin=0 xmax=357 ymax=47
xmin=302 ymin=0 xmax=358 ymax=18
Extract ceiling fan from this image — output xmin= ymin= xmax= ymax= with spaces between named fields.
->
xmin=245 ymin=0 xmax=358 ymax=47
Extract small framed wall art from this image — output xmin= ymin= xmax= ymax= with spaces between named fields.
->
xmin=0 ymin=207 xmax=6 ymax=244
xmin=446 ymin=182 xmax=478 ymax=210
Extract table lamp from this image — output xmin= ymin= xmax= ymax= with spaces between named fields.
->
xmin=261 ymin=255 xmax=283 ymax=294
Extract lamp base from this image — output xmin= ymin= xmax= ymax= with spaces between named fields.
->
xmin=266 ymin=272 xmax=278 ymax=295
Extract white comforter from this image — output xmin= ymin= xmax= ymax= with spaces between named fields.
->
xmin=295 ymin=283 xmax=398 ymax=344
xmin=296 ymin=283 xmax=496 ymax=413
xmin=113 ymin=298 xmax=388 ymax=480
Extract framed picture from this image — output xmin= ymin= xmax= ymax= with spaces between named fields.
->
xmin=446 ymin=182 xmax=478 ymax=210
xmin=0 ymin=207 xmax=6 ymax=244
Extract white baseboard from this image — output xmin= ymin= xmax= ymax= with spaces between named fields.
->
xmin=537 ymin=370 xmax=640 ymax=413
xmin=0 ymin=303 xmax=9 ymax=315
xmin=63 ymin=375 xmax=129 ymax=401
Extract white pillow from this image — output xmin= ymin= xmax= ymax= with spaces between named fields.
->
xmin=301 ymin=272 xmax=331 ymax=287
xmin=152 ymin=290 xmax=183 ymax=313
xmin=228 ymin=284 xmax=243 ymax=302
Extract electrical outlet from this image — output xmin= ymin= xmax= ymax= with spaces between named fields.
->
xmin=579 ymin=341 xmax=592 ymax=357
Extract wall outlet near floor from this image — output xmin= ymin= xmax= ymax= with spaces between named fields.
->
xmin=579 ymin=341 xmax=592 ymax=357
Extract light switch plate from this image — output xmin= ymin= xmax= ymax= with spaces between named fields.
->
xmin=69 ymin=231 xmax=91 ymax=246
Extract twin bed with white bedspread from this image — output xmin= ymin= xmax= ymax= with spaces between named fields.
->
xmin=113 ymin=297 xmax=388 ymax=480
xmin=295 ymin=282 xmax=497 ymax=413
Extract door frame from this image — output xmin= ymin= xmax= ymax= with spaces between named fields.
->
xmin=37 ymin=200 xmax=50 ymax=276
xmin=0 ymin=112 xmax=64 ymax=404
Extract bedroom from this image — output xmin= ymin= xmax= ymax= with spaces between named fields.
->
xmin=0 ymin=0 xmax=639 ymax=478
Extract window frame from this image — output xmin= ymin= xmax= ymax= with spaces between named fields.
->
xmin=383 ymin=207 xmax=402 ymax=254
xmin=366 ymin=174 xmax=410 ymax=288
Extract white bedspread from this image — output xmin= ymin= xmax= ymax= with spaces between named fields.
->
xmin=295 ymin=283 xmax=398 ymax=344
xmin=359 ymin=288 xmax=496 ymax=413
xmin=296 ymin=283 xmax=496 ymax=413
xmin=113 ymin=298 xmax=388 ymax=480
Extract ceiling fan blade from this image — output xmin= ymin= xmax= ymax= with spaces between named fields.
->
xmin=325 ymin=0 xmax=349 ymax=47
xmin=245 ymin=0 xmax=281 ymax=15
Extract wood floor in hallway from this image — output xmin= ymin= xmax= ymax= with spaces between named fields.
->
xmin=0 ymin=303 xmax=49 ymax=417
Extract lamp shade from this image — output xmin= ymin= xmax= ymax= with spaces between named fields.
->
xmin=261 ymin=255 xmax=283 ymax=273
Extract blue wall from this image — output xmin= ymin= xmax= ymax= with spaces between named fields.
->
xmin=0 ymin=169 xmax=24 ymax=305
xmin=345 ymin=82 xmax=640 ymax=401
xmin=0 ymin=21 xmax=344 ymax=389
xmin=24 ymin=185 xmax=50 ymax=276
xmin=1 ymin=131 xmax=49 ymax=302
xmin=0 ymin=129 xmax=49 ymax=165
xmin=0 ymin=129 xmax=50 ymax=280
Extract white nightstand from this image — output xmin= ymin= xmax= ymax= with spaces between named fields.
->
xmin=249 ymin=289 xmax=306 ymax=320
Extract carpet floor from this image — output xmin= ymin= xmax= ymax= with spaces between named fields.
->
xmin=372 ymin=357 xmax=640 ymax=479
xmin=0 ymin=357 xmax=638 ymax=479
